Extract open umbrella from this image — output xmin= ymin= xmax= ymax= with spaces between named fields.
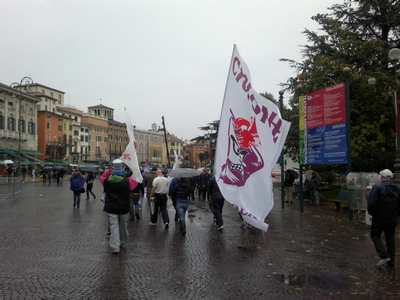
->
xmin=1 ymin=160 xmax=14 ymax=165
xmin=168 ymin=168 xmax=202 ymax=178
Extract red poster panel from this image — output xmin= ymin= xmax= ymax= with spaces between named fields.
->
xmin=305 ymin=83 xmax=346 ymax=129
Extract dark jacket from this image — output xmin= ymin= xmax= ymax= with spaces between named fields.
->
xmin=70 ymin=174 xmax=85 ymax=192
xmin=104 ymin=175 xmax=131 ymax=214
xmin=208 ymin=176 xmax=224 ymax=201
xmin=169 ymin=177 xmax=192 ymax=201
xmin=368 ymin=181 xmax=400 ymax=223
xmin=198 ymin=173 xmax=210 ymax=189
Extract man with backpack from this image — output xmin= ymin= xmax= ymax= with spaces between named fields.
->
xmin=368 ymin=169 xmax=400 ymax=268
xmin=99 ymin=159 xmax=138 ymax=254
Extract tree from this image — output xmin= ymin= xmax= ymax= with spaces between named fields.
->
xmin=282 ymin=0 xmax=400 ymax=171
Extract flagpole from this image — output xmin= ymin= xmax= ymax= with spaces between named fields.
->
xmin=213 ymin=44 xmax=237 ymax=175
xmin=161 ymin=116 xmax=171 ymax=168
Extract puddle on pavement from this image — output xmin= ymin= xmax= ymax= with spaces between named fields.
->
xmin=273 ymin=273 xmax=349 ymax=290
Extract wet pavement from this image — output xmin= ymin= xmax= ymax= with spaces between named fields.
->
xmin=1 ymin=181 xmax=400 ymax=299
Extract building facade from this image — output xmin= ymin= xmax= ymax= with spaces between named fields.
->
xmin=0 ymin=83 xmax=40 ymax=159
xmin=57 ymin=106 xmax=83 ymax=163
xmin=134 ymin=128 xmax=168 ymax=166
xmin=108 ymin=120 xmax=129 ymax=161
xmin=80 ymin=125 xmax=90 ymax=161
xmin=88 ymin=104 xmax=114 ymax=120
xmin=81 ymin=113 xmax=109 ymax=161
xmin=183 ymin=142 xmax=210 ymax=168
xmin=16 ymin=83 xmax=65 ymax=113
xmin=37 ymin=111 xmax=73 ymax=161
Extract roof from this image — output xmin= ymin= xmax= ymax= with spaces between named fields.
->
xmin=108 ymin=119 xmax=126 ymax=127
xmin=88 ymin=104 xmax=114 ymax=110
xmin=0 ymin=82 xmax=40 ymax=103
xmin=57 ymin=105 xmax=83 ymax=115
xmin=17 ymin=83 xmax=65 ymax=94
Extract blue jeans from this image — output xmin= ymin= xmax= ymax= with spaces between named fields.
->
xmin=73 ymin=191 xmax=81 ymax=208
xmin=176 ymin=198 xmax=190 ymax=234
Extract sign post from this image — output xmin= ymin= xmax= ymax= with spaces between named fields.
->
xmin=299 ymin=83 xmax=349 ymax=211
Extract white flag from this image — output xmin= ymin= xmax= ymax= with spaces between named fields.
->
xmin=121 ymin=111 xmax=143 ymax=183
xmin=172 ymin=150 xmax=181 ymax=170
xmin=214 ymin=45 xmax=290 ymax=231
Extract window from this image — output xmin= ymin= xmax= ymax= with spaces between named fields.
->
xmin=50 ymin=92 xmax=53 ymax=97
xmin=80 ymin=135 xmax=84 ymax=142
xmin=7 ymin=116 xmax=16 ymax=131
xmin=74 ymin=130 xmax=79 ymax=136
xmin=81 ymin=127 xmax=84 ymax=132
xmin=85 ymin=136 xmax=89 ymax=142
xmin=19 ymin=119 xmax=26 ymax=133
xmin=85 ymin=128 xmax=88 ymax=133
xmin=58 ymin=125 xmax=62 ymax=131
xmin=8 ymin=102 xmax=13 ymax=107
xmin=47 ymin=122 xmax=50 ymax=129
xmin=45 ymin=105 xmax=48 ymax=111
xmin=69 ymin=125 xmax=72 ymax=131
xmin=0 ymin=113 xmax=4 ymax=129
xmin=28 ymin=121 xmax=35 ymax=135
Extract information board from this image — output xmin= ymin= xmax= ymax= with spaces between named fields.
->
xmin=300 ymin=83 xmax=348 ymax=165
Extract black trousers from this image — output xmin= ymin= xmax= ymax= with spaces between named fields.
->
xmin=370 ymin=219 xmax=396 ymax=262
xmin=151 ymin=194 xmax=169 ymax=224
xmin=86 ymin=183 xmax=96 ymax=199
xmin=210 ymin=197 xmax=224 ymax=227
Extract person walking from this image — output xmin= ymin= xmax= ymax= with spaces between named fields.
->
xmin=21 ymin=166 xmax=27 ymax=183
xmin=70 ymin=170 xmax=85 ymax=209
xmin=284 ymin=169 xmax=298 ymax=206
xmin=309 ymin=171 xmax=321 ymax=205
xmin=100 ymin=159 xmax=138 ymax=254
xmin=6 ymin=165 xmax=13 ymax=183
xmin=32 ymin=168 xmax=36 ymax=182
xmin=198 ymin=169 xmax=210 ymax=201
xmin=150 ymin=169 xmax=170 ymax=229
xmin=144 ymin=167 xmax=157 ymax=218
xmin=86 ymin=171 xmax=96 ymax=200
xmin=368 ymin=169 xmax=400 ymax=269
xmin=169 ymin=177 xmax=193 ymax=236
xmin=130 ymin=181 xmax=144 ymax=221
xmin=208 ymin=175 xmax=225 ymax=231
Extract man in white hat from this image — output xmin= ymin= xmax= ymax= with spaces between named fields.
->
xmin=368 ymin=169 xmax=400 ymax=269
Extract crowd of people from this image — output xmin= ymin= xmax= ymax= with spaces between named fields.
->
xmin=69 ymin=160 xmax=226 ymax=254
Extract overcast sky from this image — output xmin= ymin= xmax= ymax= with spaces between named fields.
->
xmin=0 ymin=0 xmax=338 ymax=140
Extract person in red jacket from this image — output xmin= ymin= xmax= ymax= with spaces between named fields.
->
xmin=100 ymin=159 xmax=138 ymax=254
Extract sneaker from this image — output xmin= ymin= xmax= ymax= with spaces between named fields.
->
xmin=135 ymin=213 xmax=140 ymax=220
xmin=165 ymin=222 xmax=169 ymax=229
xmin=376 ymin=258 xmax=391 ymax=267
xmin=217 ymin=225 xmax=224 ymax=231
xmin=112 ymin=250 xmax=119 ymax=255
xmin=149 ymin=222 xmax=157 ymax=226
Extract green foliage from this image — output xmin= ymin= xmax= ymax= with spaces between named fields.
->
xmin=282 ymin=0 xmax=400 ymax=172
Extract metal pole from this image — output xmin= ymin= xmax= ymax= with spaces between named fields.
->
xmin=279 ymin=91 xmax=285 ymax=209
xmin=161 ymin=116 xmax=171 ymax=168
xmin=344 ymin=77 xmax=353 ymax=221
xmin=299 ymin=164 xmax=304 ymax=213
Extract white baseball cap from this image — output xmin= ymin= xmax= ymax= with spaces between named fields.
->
xmin=379 ymin=169 xmax=393 ymax=178
xmin=112 ymin=158 xmax=123 ymax=164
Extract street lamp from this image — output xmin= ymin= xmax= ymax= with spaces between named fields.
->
xmin=388 ymin=48 xmax=400 ymax=279
xmin=388 ymin=49 xmax=400 ymax=182
xmin=10 ymin=76 xmax=34 ymax=176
